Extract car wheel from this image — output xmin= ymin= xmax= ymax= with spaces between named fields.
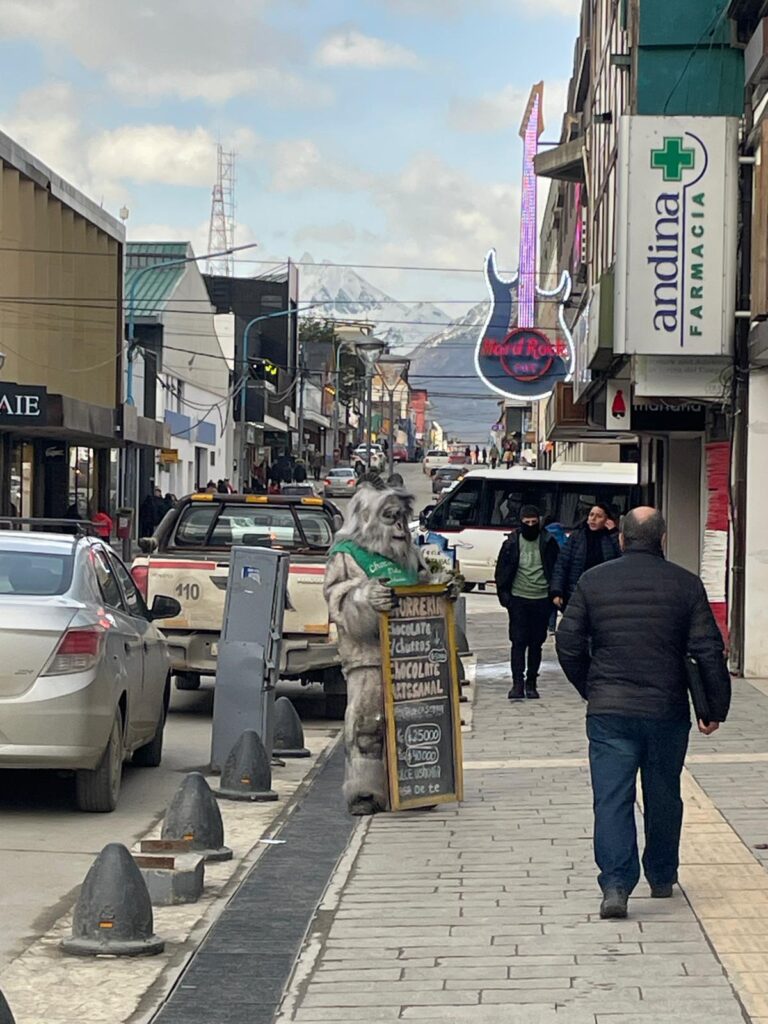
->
xmin=133 ymin=680 xmax=169 ymax=768
xmin=75 ymin=708 xmax=123 ymax=813
xmin=175 ymin=672 xmax=201 ymax=691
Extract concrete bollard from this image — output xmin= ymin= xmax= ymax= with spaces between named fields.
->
xmin=134 ymin=852 xmax=205 ymax=906
xmin=162 ymin=773 xmax=233 ymax=862
xmin=273 ymin=696 xmax=311 ymax=758
xmin=61 ymin=843 xmax=164 ymax=957
xmin=0 ymin=990 xmax=15 ymax=1024
xmin=218 ymin=730 xmax=278 ymax=802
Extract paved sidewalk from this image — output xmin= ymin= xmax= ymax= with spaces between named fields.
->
xmin=277 ymin=597 xmax=768 ymax=1024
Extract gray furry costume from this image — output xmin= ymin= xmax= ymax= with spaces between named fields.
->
xmin=324 ymin=481 xmax=434 ymax=816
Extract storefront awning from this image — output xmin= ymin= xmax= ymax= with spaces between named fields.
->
xmin=534 ymin=137 xmax=585 ymax=182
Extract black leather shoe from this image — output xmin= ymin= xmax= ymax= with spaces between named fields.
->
xmin=600 ymin=888 xmax=629 ymax=919
xmin=508 ymin=684 xmax=525 ymax=700
xmin=650 ymin=883 xmax=674 ymax=898
xmin=525 ymin=683 xmax=540 ymax=699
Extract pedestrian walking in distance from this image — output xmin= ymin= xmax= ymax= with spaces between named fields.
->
xmin=495 ymin=505 xmax=560 ymax=700
xmin=556 ymin=508 xmax=731 ymax=921
xmin=551 ymin=503 xmax=620 ymax=609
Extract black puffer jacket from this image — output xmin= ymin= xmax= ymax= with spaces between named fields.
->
xmin=494 ymin=530 xmax=560 ymax=608
xmin=550 ymin=523 xmax=620 ymax=601
xmin=556 ymin=547 xmax=731 ymax=721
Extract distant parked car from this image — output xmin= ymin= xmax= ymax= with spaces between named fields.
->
xmin=393 ymin=444 xmax=409 ymax=463
xmin=422 ymin=450 xmax=450 ymax=475
xmin=0 ymin=529 xmax=180 ymax=812
xmin=280 ymin=483 xmax=316 ymax=497
xmin=449 ymin=451 xmax=467 ymax=465
xmin=432 ymin=466 xmax=466 ymax=495
xmin=353 ymin=445 xmax=386 ymax=471
xmin=324 ymin=467 xmax=357 ymax=498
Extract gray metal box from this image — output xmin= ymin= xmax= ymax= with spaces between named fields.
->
xmin=211 ymin=546 xmax=290 ymax=771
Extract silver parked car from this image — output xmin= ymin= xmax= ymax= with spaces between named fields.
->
xmin=323 ymin=467 xmax=357 ymax=498
xmin=0 ymin=532 xmax=180 ymax=812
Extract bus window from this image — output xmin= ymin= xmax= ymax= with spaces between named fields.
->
xmin=484 ymin=481 xmax=555 ymax=528
xmin=428 ymin=479 xmax=483 ymax=530
xmin=558 ymin=486 xmax=633 ymax=529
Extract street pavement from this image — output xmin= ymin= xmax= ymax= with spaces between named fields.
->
xmin=275 ymin=597 xmax=768 ymax=1024
xmin=0 ymin=677 xmax=336 ymax=972
xmin=9 ymin=463 xmax=768 ymax=1023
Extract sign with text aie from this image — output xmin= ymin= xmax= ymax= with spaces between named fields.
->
xmin=381 ymin=585 xmax=463 ymax=811
xmin=614 ymin=116 xmax=738 ymax=358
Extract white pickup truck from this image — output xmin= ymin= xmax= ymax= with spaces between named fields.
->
xmin=130 ymin=492 xmax=347 ymax=717
xmin=422 ymin=450 xmax=450 ymax=475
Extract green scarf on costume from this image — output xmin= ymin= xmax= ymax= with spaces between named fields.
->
xmin=331 ymin=539 xmax=420 ymax=586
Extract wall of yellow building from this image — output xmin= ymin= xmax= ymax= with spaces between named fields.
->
xmin=0 ymin=162 xmax=120 ymax=408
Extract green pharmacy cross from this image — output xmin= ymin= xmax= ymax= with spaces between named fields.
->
xmin=651 ymin=137 xmax=695 ymax=182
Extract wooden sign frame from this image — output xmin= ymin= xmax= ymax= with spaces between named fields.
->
xmin=380 ymin=584 xmax=464 ymax=811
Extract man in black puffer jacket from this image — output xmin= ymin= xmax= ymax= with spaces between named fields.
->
xmin=556 ymin=507 xmax=730 ymax=922
xmin=550 ymin=503 xmax=620 ymax=608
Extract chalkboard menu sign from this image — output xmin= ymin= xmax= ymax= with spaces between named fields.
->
xmin=381 ymin=585 xmax=464 ymax=811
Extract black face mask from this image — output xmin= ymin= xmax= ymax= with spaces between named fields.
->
xmin=520 ymin=523 xmax=540 ymax=541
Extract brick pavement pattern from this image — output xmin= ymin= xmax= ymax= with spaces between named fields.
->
xmin=278 ymin=599 xmax=768 ymax=1024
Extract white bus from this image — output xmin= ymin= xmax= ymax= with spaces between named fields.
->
xmin=419 ymin=462 xmax=640 ymax=588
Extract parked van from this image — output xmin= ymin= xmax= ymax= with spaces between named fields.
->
xmin=418 ymin=463 xmax=639 ymax=587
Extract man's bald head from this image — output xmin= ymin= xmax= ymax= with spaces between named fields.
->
xmin=621 ymin=507 xmax=666 ymax=551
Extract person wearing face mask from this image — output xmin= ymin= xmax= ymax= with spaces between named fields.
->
xmin=494 ymin=505 xmax=560 ymax=700
xmin=551 ymin=503 xmax=621 ymax=610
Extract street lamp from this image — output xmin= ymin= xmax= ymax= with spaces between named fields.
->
xmin=376 ymin=356 xmax=411 ymax=477
xmin=355 ymin=339 xmax=386 ymax=468
xmin=125 ymin=241 xmax=258 ymax=406
xmin=238 ymin=309 xmax=297 ymax=492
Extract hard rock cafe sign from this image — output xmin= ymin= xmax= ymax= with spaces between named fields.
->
xmin=474 ymin=82 xmax=574 ymax=403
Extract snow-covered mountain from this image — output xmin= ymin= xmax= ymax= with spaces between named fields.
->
xmin=298 ymin=254 xmax=450 ymax=355
xmin=409 ymin=300 xmax=502 ymax=440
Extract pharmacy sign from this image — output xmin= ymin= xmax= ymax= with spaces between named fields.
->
xmin=614 ymin=116 xmax=738 ymax=358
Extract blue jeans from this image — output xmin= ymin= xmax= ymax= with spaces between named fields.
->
xmin=587 ymin=714 xmax=690 ymax=895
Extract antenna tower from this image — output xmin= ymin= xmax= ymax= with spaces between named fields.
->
xmin=207 ymin=145 xmax=236 ymax=275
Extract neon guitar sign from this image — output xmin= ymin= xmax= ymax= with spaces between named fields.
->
xmin=474 ymin=82 xmax=574 ymax=402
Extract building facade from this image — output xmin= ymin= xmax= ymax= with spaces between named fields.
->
xmin=0 ymin=131 xmax=163 ymax=523
xmin=126 ymin=243 xmax=232 ymax=503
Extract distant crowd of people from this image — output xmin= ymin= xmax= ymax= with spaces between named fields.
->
xmin=461 ymin=438 xmax=523 ymax=469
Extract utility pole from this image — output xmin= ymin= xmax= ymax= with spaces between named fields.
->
xmin=297 ymin=344 xmax=306 ymax=464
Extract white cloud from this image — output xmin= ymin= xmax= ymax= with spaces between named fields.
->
xmin=0 ymin=82 xmax=257 ymax=220
xmin=263 ymin=138 xmax=520 ymax=278
xmin=449 ymin=80 xmax=569 ymax=136
xmin=379 ymin=0 xmax=579 ymax=14
xmin=0 ymin=0 xmax=328 ymax=106
xmin=88 ymin=126 xmax=221 ymax=187
xmin=316 ymin=28 xmax=422 ymax=70
xmin=267 ymin=140 xmax=373 ymax=192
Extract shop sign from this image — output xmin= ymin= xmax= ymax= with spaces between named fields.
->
xmin=615 ymin=116 xmax=738 ymax=358
xmin=475 ymin=251 xmax=574 ymax=402
xmin=572 ymin=299 xmax=592 ymax=403
xmin=158 ymin=448 xmax=179 ymax=464
xmin=606 ymin=380 xmax=630 ymax=430
xmin=0 ymin=384 xmax=47 ymax=426
xmin=632 ymin=398 xmax=706 ymax=432
xmin=634 ymin=355 xmax=731 ymax=400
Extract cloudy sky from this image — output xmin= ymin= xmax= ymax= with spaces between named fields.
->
xmin=0 ymin=0 xmax=580 ymax=306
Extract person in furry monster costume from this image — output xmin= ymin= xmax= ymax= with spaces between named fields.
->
xmin=324 ymin=479 xmax=442 ymax=816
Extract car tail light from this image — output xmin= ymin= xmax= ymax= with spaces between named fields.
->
xmin=347 ymin=479 xmax=355 ymax=487
xmin=43 ymin=627 xmax=104 ymax=676
xmin=324 ymin=478 xmax=331 ymax=486
xmin=131 ymin=564 xmax=149 ymax=599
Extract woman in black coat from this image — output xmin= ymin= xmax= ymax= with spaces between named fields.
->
xmin=550 ymin=503 xmax=621 ymax=608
